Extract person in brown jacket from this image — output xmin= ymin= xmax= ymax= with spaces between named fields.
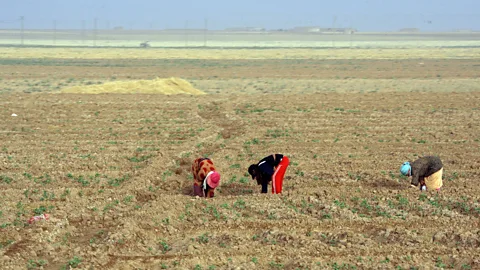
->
xmin=400 ymin=156 xmax=443 ymax=192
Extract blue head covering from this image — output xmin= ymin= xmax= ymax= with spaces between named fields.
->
xmin=400 ymin=162 xmax=411 ymax=176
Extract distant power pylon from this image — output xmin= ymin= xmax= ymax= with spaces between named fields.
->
xmin=20 ymin=16 xmax=24 ymax=45
xmin=204 ymin=18 xmax=208 ymax=47
xmin=53 ymin=20 xmax=57 ymax=45
xmin=82 ymin=20 xmax=86 ymax=44
xmin=93 ymin=17 xmax=98 ymax=46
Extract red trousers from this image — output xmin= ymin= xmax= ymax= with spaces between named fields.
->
xmin=272 ymin=156 xmax=289 ymax=194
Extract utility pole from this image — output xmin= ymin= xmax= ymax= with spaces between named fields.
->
xmin=349 ymin=20 xmax=353 ymax=48
xmin=81 ymin=20 xmax=86 ymax=44
xmin=93 ymin=17 xmax=98 ymax=46
xmin=184 ymin=20 xmax=188 ymax=47
xmin=20 ymin=16 xmax=24 ymax=46
xmin=53 ymin=20 xmax=57 ymax=45
xmin=204 ymin=18 xmax=208 ymax=47
xmin=332 ymin=15 xmax=337 ymax=48
xmin=106 ymin=21 xmax=110 ymax=44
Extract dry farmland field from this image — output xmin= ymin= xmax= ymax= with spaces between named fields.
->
xmin=0 ymin=45 xmax=480 ymax=270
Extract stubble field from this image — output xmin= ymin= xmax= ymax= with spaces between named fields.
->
xmin=0 ymin=46 xmax=480 ymax=270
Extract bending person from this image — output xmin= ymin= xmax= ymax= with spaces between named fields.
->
xmin=191 ymin=157 xmax=221 ymax=198
xmin=248 ymin=154 xmax=290 ymax=194
xmin=400 ymin=155 xmax=443 ymax=192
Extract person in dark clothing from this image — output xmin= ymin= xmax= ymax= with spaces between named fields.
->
xmin=400 ymin=156 xmax=444 ymax=191
xmin=248 ymin=154 xmax=290 ymax=194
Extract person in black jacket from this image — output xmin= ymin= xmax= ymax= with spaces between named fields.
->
xmin=248 ymin=154 xmax=290 ymax=194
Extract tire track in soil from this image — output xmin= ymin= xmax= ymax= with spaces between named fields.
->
xmin=127 ymin=96 xmax=248 ymax=197
xmin=88 ymin=98 xmax=255 ymax=268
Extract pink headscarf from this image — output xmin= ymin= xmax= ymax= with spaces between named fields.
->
xmin=207 ymin=171 xmax=220 ymax=188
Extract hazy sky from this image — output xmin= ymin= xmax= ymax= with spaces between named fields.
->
xmin=1 ymin=0 xmax=479 ymax=31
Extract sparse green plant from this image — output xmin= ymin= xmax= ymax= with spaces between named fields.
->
xmin=267 ymin=212 xmax=277 ymax=220
xmin=33 ymin=206 xmax=47 ymax=215
xmin=321 ymin=212 xmax=332 ymax=219
xmin=161 ymin=170 xmax=172 ymax=181
xmin=448 ymin=171 xmax=459 ymax=181
xmin=103 ymin=200 xmax=119 ymax=213
xmin=204 ymin=204 xmax=222 ymax=220
xmin=162 ymin=217 xmax=170 ymax=225
xmin=295 ymin=170 xmax=304 ymax=177
xmin=239 ymin=177 xmax=249 ymax=184
xmin=334 ymin=200 xmax=347 ymax=209
xmin=89 ymin=237 xmax=96 ymax=244
xmin=435 ymin=257 xmax=446 ymax=268
xmin=380 ymin=257 xmax=390 ymax=263
xmin=396 ymin=195 xmax=409 ymax=207
xmin=123 ymin=195 xmax=133 ymax=203
xmin=428 ymin=196 xmax=441 ymax=208
xmin=108 ymin=174 xmax=130 ymax=186
xmin=60 ymin=188 xmax=70 ymax=200
xmin=266 ymin=128 xmax=290 ymax=138
xmin=360 ymin=199 xmax=372 ymax=211
xmin=228 ymin=175 xmax=237 ymax=183
xmin=181 ymin=152 xmax=192 ymax=158
xmin=27 ymin=259 xmax=47 ymax=269
xmin=0 ymin=175 xmax=13 ymax=184
xmin=40 ymin=190 xmax=55 ymax=201
xmin=63 ymin=257 xmax=82 ymax=269
xmin=128 ymin=154 xmax=153 ymax=163
xmin=229 ymin=163 xmax=241 ymax=169
xmin=159 ymin=239 xmax=171 ymax=253
xmin=67 ymin=174 xmax=90 ymax=186
xmin=269 ymin=261 xmax=284 ymax=268
xmin=197 ymin=233 xmax=209 ymax=244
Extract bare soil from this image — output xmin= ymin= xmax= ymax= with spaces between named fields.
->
xmin=0 ymin=57 xmax=479 ymax=270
